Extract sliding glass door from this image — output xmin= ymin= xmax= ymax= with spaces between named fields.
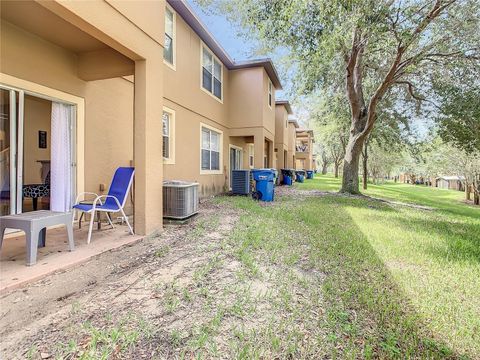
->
xmin=1 ymin=84 xmax=76 ymax=216
xmin=0 ymin=86 xmax=23 ymax=216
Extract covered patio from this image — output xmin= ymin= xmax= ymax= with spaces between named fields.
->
xmin=1 ymin=0 xmax=165 ymax=292
xmin=0 ymin=224 xmax=142 ymax=293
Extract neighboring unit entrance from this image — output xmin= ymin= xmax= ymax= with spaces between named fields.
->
xmin=229 ymin=146 xmax=242 ymax=188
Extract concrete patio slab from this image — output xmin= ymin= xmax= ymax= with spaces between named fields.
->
xmin=0 ymin=224 xmax=143 ymax=293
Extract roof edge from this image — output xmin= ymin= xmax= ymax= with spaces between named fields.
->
xmin=275 ymin=100 xmax=292 ymax=114
xmin=288 ymin=115 xmax=299 ymax=128
xmin=232 ymin=59 xmax=282 ymax=89
xmin=167 ymin=0 xmax=283 ymax=89
xmin=297 ymin=129 xmax=314 ymax=135
xmin=168 ymin=0 xmax=234 ymax=66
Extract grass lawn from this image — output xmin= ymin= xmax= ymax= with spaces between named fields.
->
xmin=290 ymin=174 xmax=480 ymax=358
xmin=8 ymin=174 xmax=479 ymax=359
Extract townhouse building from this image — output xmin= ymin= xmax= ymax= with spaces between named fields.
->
xmin=274 ymin=100 xmax=292 ymax=175
xmin=287 ymin=116 xmax=299 ymax=169
xmin=0 ymin=0 xmax=294 ymax=236
xmin=295 ymin=129 xmax=315 ymax=171
xmin=162 ymin=1 xmax=283 ymax=195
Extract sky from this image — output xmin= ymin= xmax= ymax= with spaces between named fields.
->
xmin=186 ymin=0 xmax=292 ymax=105
xmin=185 ymin=1 xmax=435 ymax=135
xmin=186 ymin=1 xmax=256 ymax=61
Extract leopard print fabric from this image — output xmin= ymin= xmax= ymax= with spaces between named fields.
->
xmin=23 ymin=172 xmax=50 ymax=199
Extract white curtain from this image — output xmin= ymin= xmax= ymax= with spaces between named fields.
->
xmin=51 ymin=102 xmax=73 ymax=212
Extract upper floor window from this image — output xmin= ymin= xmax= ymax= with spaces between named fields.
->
xmin=201 ymin=126 xmax=221 ymax=171
xmin=164 ymin=7 xmax=175 ymax=67
xmin=202 ymin=46 xmax=222 ymax=100
xmin=268 ymin=80 xmax=273 ymax=107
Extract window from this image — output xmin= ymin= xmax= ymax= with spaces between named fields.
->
xmin=202 ymin=46 xmax=222 ymax=100
xmin=162 ymin=107 xmax=175 ymax=163
xmin=162 ymin=111 xmax=171 ymax=159
xmin=248 ymin=144 xmax=254 ymax=168
xmin=268 ymin=80 xmax=273 ymax=107
xmin=201 ymin=126 xmax=221 ymax=171
xmin=164 ymin=7 xmax=175 ymax=66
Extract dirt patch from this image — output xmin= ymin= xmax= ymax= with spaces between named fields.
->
xmin=1 ymin=195 xmax=328 ymax=359
xmin=274 ymin=185 xmax=332 ymax=198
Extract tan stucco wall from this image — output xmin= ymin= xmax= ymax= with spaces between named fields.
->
xmin=228 ymin=68 xmax=263 ymax=129
xmin=23 ymin=95 xmax=51 ymax=184
xmin=32 ymin=0 xmax=165 ymax=234
xmin=287 ymin=123 xmax=296 ymax=168
xmin=163 ymin=98 xmax=229 ymax=196
xmin=262 ymin=70 xmax=275 ymax=136
xmin=163 ymin=13 xmax=229 ymax=129
xmin=1 ymin=21 xmax=136 ymax=212
xmin=84 ymin=77 xmax=134 ymax=214
xmin=274 ymin=105 xmax=289 ymax=172
xmin=275 ymin=105 xmax=288 ymax=147
xmin=1 ymin=21 xmax=86 ymax=97
xmin=162 ymin=8 xmax=278 ymax=192
xmin=2 ymin=0 xmax=291 ymax=233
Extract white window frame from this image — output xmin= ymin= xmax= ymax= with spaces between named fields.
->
xmin=163 ymin=4 xmax=176 ymax=70
xmin=200 ymin=42 xmax=223 ymax=103
xmin=200 ymin=122 xmax=223 ymax=175
xmin=162 ymin=106 xmax=175 ymax=164
xmin=268 ymin=80 xmax=273 ymax=108
xmin=228 ymin=144 xmax=243 ymax=189
xmin=248 ymin=144 xmax=254 ymax=169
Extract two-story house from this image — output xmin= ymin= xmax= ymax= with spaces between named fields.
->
xmin=162 ymin=1 xmax=282 ymax=195
xmin=274 ymin=100 xmax=292 ymax=177
xmin=0 ymin=0 xmax=290 ymax=240
xmin=295 ymin=129 xmax=315 ymax=171
xmin=287 ymin=115 xmax=299 ymax=169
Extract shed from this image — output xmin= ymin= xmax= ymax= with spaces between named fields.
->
xmin=436 ymin=176 xmax=465 ymax=191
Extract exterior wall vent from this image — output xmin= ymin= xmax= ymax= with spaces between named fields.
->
xmin=163 ymin=181 xmax=199 ymax=219
xmin=232 ymin=170 xmax=250 ymax=195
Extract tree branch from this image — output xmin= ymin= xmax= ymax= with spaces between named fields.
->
xmin=394 ymin=80 xmax=425 ymax=101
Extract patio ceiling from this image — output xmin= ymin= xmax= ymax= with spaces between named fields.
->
xmin=1 ymin=0 xmax=135 ymax=80
xmin=1 ymin=0 xmax=107 ymax=54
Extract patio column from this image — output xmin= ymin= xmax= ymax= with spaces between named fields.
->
xmin=267 ymin=140 xmax=274 ymax=169
xmin=134 ymin=57 xmax=163 ymax=235
xmin=254 ymin=130 xmax=265 ymax=169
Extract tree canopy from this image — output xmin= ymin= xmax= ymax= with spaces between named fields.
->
xmin=199 ymin=0 xmax=480 ymax=193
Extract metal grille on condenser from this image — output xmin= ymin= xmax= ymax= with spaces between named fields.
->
xmin=163 ymin=181 xmax=199 ymax=219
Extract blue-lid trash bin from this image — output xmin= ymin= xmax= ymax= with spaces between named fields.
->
xmin=306 ymin=170 xmax=314 ymax=179
xmin=281 ymin=169 xmax=294 ymax=185
xmin=270 ymin=168 xmax=279 ymax=186
xmin=251 ymin=169 xmax=275 ymax=201
xmin=296 ymin=170 xmax=305 ymax=183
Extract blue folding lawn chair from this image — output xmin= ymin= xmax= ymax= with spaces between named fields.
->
xmin=73 ymin=167 xmax=134 ymax=244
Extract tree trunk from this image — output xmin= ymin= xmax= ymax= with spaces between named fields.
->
xmin=334 ymin=162 xmax=339 ymax=178
xmin=341 ymin=126 xmax=365 ymax=194
xmin=322 ymin=163 xmax=328 ymax=175
xmin=465 ymin=183 xmax=471 ymax=201
xmin=474 ymin=191 xmax=479 ymax=205
xmin=362 ymin=141 xmax=368 ymax=190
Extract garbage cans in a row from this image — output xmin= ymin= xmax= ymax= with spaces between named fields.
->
xmin=281 ymin=169 xmax=295 ymax=185
xmin=306 ymin=170 xmax=314 ymax=179
xmin=296 ymin=170 xmax=305 ymax=183
xmin=251 ymin=169 xmax=275 ymax=202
